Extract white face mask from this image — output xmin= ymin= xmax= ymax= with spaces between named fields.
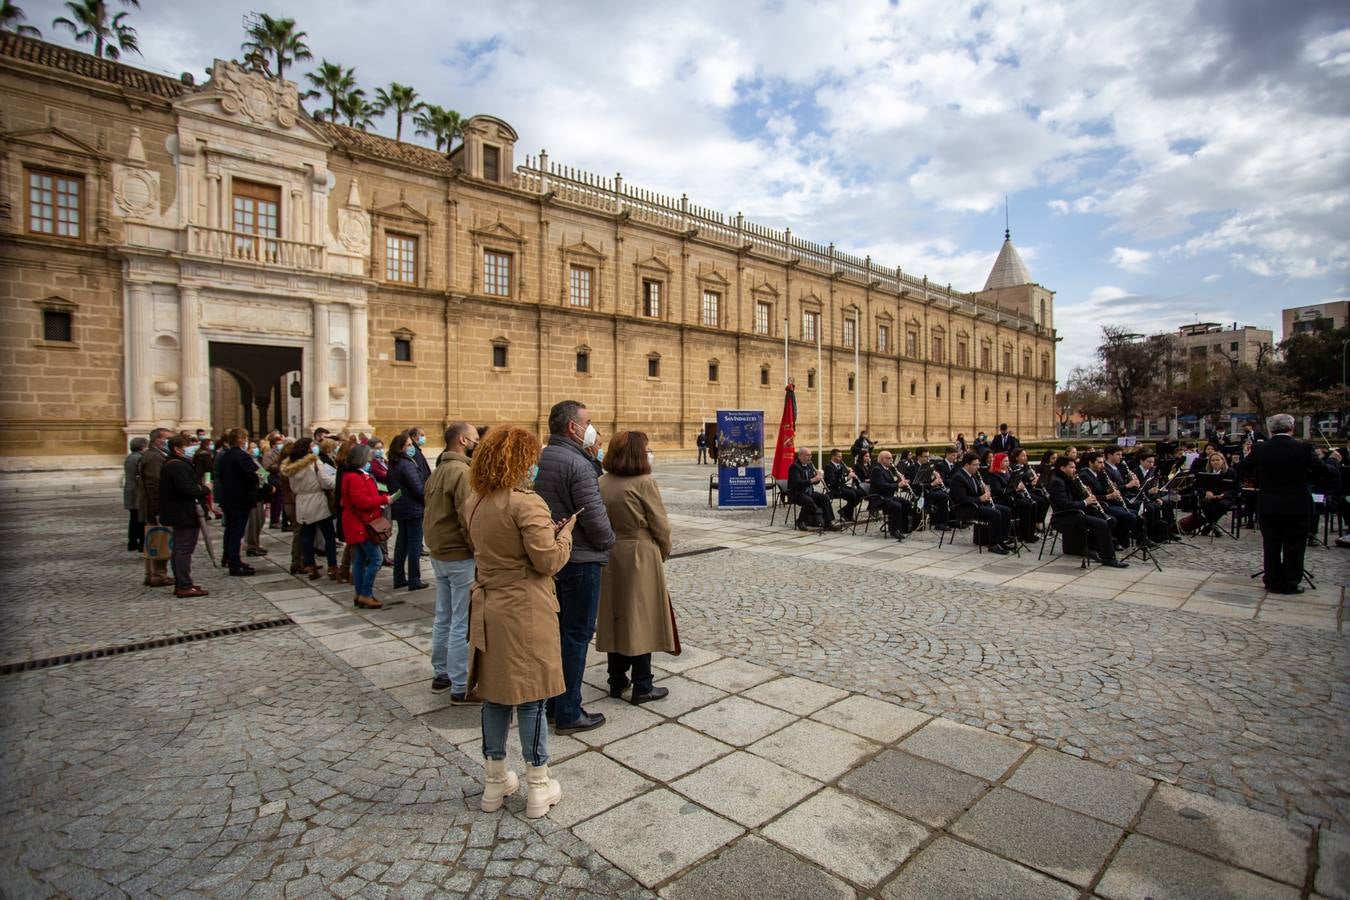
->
xmin=646 ymin=451 xmax=654 ymax=467
xmin=580 ymin=423 xmax=598 ymax=449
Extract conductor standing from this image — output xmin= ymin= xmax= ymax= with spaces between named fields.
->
xmin=1239 ymin=414 xmax=1322 ymax=594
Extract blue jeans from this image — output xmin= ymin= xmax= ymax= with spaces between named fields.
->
xmin=352 ymin=540 xmax=382 ymax=597
xmin=551 ymin=561 xmax=601 ymax=724
xmin=393 ymin=518 xmax=423 ymax=586
xmin=430 ymin=557 xmax=475 ymax=692
xmin=482 ymin=700 xmax=548 ymax=767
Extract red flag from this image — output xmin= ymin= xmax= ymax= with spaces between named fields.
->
xmin=771 ymin=381 xmax=797 ymax=481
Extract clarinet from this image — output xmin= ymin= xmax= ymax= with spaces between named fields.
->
xmin=1074 ymin=473 xmax=1111 ymax=519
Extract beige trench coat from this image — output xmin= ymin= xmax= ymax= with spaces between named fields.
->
xmin=465 ymin=488 xmax=574 ymax=706
xmin=596 ymin=473 xmax=679 ymax=657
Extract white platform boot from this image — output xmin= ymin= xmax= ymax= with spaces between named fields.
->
xmin=480 ymin=759 xmax=519 ymax=812
xmin=524 ymin=764 xmax=562 ymax=818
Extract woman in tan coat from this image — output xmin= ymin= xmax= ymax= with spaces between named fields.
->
xmin=597 ymin=431 xmax=678 ymax=704
xmin=465 ymin=426 xmax=576 ymax=819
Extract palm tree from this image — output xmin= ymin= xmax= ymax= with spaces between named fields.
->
xmin=53 ymin=0 xmax=140 ymax=59
xmin=2 ymin=1 xmax=42 ymax=36
xmin=413 ymin=104 xmax=464 ymax=155
xmin=336 ymin=88 xmax=376 ymax=130
xmin=374 ymin=82 xmax=423 ymax=142
xmin=240 ymin=12 xmax=311 ymax=82
xmin=303 ymin=60 xmax=357 ymax=122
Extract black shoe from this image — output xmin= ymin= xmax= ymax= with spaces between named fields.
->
xmin=392 ymin=580 xmax=407 ymax=590
xmin=555 ymin=711 xmax=606 ymax=735
xmin=988 ymin=545 xmax=1009 ymax=555
xmin=608 ymin=681 xmax=629 ymax=699
xmin=1101 ymin=559 xmax=1129 ymax=568
xmin=630 ymin=686 xmax=669 ymax=705
xmin=407 ymin=581 xmax=430 ymax=592
xmin=229 ymin=565 xmax=256 ymax=576
xmin=246 ymin=547 xmax=268 ymax=556
xmin=1276 ymin=585 xmax=1306 ymax=595
xmin=430 ymin=675 xmax=451 ymax=694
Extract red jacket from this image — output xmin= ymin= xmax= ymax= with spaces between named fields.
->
xmin=340 ymin=469 xmax=386 ymax=543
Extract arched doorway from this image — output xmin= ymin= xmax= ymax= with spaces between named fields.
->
xmin=208 ymin=342 xmax=303 ymax=438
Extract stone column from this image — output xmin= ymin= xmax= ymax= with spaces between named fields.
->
xmin=347 ymin=303 xmax=372 ymax=432
xmin=126 ymin=281 xmax=154 ymax=431
xmin=311 ymin=301 xmax=331 ymax=429
xmin=178 ymin=285 xmax=209 ymax=431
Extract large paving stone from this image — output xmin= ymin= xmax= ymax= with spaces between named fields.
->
xmin=334 ymin=639 xmax=420 ymax=668
xmin=545 ymin=751 xmax=654 ymax=827
xmin=1096 ymin=834 xmax=1301 ymax=900
xmin=662 ymin=835 xmax=854 ymax=900
xmin=840 ymin=750 xmax=988 ymax=828
xmin=653 ymin=644 xmax=722 ymax=673
xmin=605 ymin=723 xmax=733 ymax=782
xmin=638 ymin=674 xmax=729 ymax=718
xmin=573 ymin=788 xmax=743 ymax=888
xmin=568 ymin=695 xmax=665 ymax=747
xmin=672 ymin=752 xmax=820 ymax=827
xmin=1318 ymin=828 xmax=1350 ymax=900
xmin=950 ymin=787 xmax=1121 ymax=887
xmin=761 ymin=788 xmax=927 ymax=888
xmin=682 ymin=657 xmax=780 ymax=692
xmin=358 ymin=654 xmax=429 ymax=689
xmin=419 ymin=703 xmax=483 ymax=745
xmin=742 ymin=675 xmax=849 ymax=715
xmin=899 ymin=718 xmax=1027 ymax=781
xmin=1004 ymin=748 xmax=1152 ymax=826
xmin=1136 ymin=784 xmax=1311 ymax=885
xmin=810 ymin=695 xmax=930 ymax=744
xmin=881 ymin=836 xmax=1079 ymax=900
xmin=678 ymin=696 xmax=796 ymax=747
xmin=748 ymin=719 xmax=879 ymax=782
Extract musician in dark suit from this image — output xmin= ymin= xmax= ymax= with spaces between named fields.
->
xmin=787 ymin=448 xmax=836 ymax=530
xmin=915 ymin=448 xmax=949 ymax=528
xmin=1011 ymin=448 xmax=1050 ymax=529
xmin=851 ymin=450 xmax=873 ymax=488
xmin=990 ymin=423 xmax=1020 ymax=454
xmin=1196 ymin=450 xmax=1239 ymax=534
xmin=949 ymin=452 xmax=1012 ymax=553
xmin=823 ymin=448 xmax=864 ymax=522
xmin=870 ymin=451 xmax=914 ymax=540
xmin=1047 ymin=457 xmax=1127 ymax=567
xmin=1238 ymin=414 xmax=1321 ymax=594
xmin=988 ymin=452 xmax=1038 ymax=543
xmin=1081 ymin=451 xmax=1135 ymax=548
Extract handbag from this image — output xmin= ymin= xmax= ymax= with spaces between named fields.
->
xmin=365 ymin=514 xmax=392 ymax=543
xmin=143 ymin=525 xmax=172 ymax=560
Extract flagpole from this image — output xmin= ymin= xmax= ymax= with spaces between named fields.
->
xmin=853 ymin=309 xmax=861 ymax=438
xmin=817 ymin=319 xmax=823 ymax=468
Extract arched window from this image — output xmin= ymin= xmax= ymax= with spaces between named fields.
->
xmin=881 ymin=377 xmax=888 ymax=394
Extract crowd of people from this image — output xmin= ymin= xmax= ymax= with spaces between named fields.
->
xmin=121 ymin=400 xmax=676 ymax=820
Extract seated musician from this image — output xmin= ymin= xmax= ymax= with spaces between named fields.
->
xmin=897 ymin=449 xmax=918 ymax=482
xmin=948 ymin=451 xmax=1013 ymax=554
xmin=1036 ymin=450 xmax=1059 ymax=489
xmin=915 ymin=447 xmax=950 ymax=528
xmin=1196 ymin=450 xmax=1239 ymax=535
xmin=1047 ymin=456 xmax=1127 ymax=568
xmin=823 ymin=448 xmax=864 ymax=522
xmin=851 ymin=450 xmax=873 ymax=489
xmin=1103 ymin=447 xmax=1140 ymax=495
xmin=1135 ymin=450 xmax=1179 ymax=542
xmin=869 ymin=450 xmax=914 ymax=540
xmin=1081 ymin=450 xmax=1139 ymax=550
xmin=988 ymin=452 xmax=1039 ymax=543
xmin=787 ymin=447 xmax=837 ymax=531
xmin=1011 ymin=448 xmax=1050 ymax=532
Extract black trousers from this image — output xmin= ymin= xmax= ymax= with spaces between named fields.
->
xmin=880 ymin=496 xmax=912 ymax=534
xmin=1104 ymin=503 xmax=1141 ymax=544
xmin=831 ymin=486 xmax=865 ymax=520
xmin=127 ymin=509 xmax=143 ymax=550
xmin=1259 ymin=513 xmax=1308 ymax=591
xmin=797 ymin=492 xmax=834 ymax=527
xmin=1005 ymin=496 xmax=1039 ymax=541
xmin=171 ymin=525 xmax=198 ymax=588
xmin=222 ymin=506 xmax=248 ymax=569
xmin=1056 ymin=512 xmax=1116 ymax=561
xmin=963 ymin=504 xmax=1010 ymax=545
xmin=925 ymin=490 xmax=950 ymax=527
xmin=607 ymin=652 xmax=653 ymax=693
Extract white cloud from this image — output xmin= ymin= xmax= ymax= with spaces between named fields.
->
xmin=1202 ymin=273 xmax=1223 ymax=283
xmin=1055 ymin=286 xmax=1236 ymax=373
xmin=1110 ymin=247 xmax=1154 ymax=273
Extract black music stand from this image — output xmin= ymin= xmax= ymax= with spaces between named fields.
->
xmin=1250 ymin=567 xmax=1317 ymax=591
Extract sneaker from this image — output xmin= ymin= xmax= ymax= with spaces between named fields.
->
xmin=430 ymin=675 xmax=451 ymax=694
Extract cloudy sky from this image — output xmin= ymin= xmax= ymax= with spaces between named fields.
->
xmin=26 ymin=0 xmax=1350 ymax=377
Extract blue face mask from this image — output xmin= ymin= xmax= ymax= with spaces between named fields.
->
xmin=311 ymin=445 xmax=320 ymax=456
xmin=251 ymin=447 xmax=261 ymax=457
xmin=361 ymin=462 xmax=371 ymax=473
xmin=529 ymin=464 xmax=539 ymax=482
xmin=185 ymin=445 xmax=198 ymax=458
xmin=417 ymin=435 xmax=426 ymax=446
xmin=373 ymin=449 xmax=385 ymax=459
xmin=404 ymin=445 xmax=417 ymax=458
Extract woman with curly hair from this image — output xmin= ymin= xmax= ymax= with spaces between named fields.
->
xmin=465 ymin=425 xmax=575 ymax=819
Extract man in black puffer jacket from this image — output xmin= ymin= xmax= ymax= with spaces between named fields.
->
xmin=214 ymin=428 xmax=259 ymax=576
xmin=534 ymin=400 xmax=616 ymax=735
xmin=160 ymin=434 xmax=211 ymax=597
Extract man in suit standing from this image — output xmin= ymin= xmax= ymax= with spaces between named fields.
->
xmin=990 ymin=423 xmax=1020 ymax=454
xmin=1239 ymin=414 xmax=1322 ymax=594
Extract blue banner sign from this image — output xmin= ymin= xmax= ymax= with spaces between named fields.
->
xmin=716 ymin=409 xmax=767 ymax=508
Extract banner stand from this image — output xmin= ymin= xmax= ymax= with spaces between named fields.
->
xmin=715 ymin=409 xmax=768 ymax=508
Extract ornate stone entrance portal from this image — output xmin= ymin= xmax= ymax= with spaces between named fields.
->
xmin=208 ymin=342 xmax=302 ymax=438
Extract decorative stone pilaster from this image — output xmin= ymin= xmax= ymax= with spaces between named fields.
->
xmin=178 ymin=285 xmax=208 ymax=431
xmin=310 ymin=301 xmax=331 ymax=429
xmin=125 ymin=281 xmax=154 ymax=431
xmin=347 ymin=304 xmax=371 ymax=432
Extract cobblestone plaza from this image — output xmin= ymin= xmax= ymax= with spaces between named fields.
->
xmin=1 ymin=462 xmax=1347 ymax=898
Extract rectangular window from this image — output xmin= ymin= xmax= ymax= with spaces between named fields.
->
xmin=708 ymin=362 xmax=719 ymax=382
xmin=483 ymin=145 xmax=500 ymax=182
xmin=643 ymin=280 xmax=661 ymax=317
xmin=647 ymin=357 xmax=660 ymax=378
xmin=385 ymin=233 xmax=417 ymax=284
xmin=27 ymin=170 xmax=81 ymax=238
xmin=755 ymin=302 xmax=772 ymax=335
xmin=802 ymin=311 xmax=819 ymax=342
xmin=877 ymin=324 xmax=889 ymax=352
xmin=931 ymin=335 xmax=944 ymax=364
xmin=981 ymin=345 xmax=991 ymax=369
xmin=1041 ymin=357 xmax=1050 ymax=379
xmin=806 ymin=370 xmax=816 ymax=389
xmin=231 ymin=179 xmax=281 ymax=259
xmin=492 ymin=344 xmax=508 ymax=368
xmin=42 ymin=309 xmax=73 ymax=342
xmin=702 ymin=290 xmax=720 ymax=327
xmin=1230 ymin=341 xmax=1239 ymax=352
xmin=843 ymin=317 xmax=856 ymax=348
xmin=1003 ymin=349 xmax=1013 ymax=372
xmin=569 ymin=266 xmax=593 ymax=307
xmin=394 ymin=337 xmax=412 ymax=362
xmin=957 ymin=342 xmax=968 ymax=366
xmin=576 ymin=351 xmax=589 ymax=373
xmin=760 ymin=367 xmax=770 ymax=386
xmin=905 ymin=331 xmax=917 ymax=357
xmin=484 ymin=251 xmax=511 ymax=296
xmin=1022 ymin=350 xmax=1032 ymax=375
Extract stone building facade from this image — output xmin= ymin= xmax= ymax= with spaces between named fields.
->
xmin=0 ymin=34 xmax=1057 ymax=483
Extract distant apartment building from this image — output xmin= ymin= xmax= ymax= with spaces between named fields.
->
xmin=1282 ymin=301 xmax=1349 ymax=340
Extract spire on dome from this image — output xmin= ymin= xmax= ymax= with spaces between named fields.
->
xmin=983 ymin=228 xmax=1031 ymax=291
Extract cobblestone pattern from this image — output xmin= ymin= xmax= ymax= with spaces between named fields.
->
xmin=0 ymin=627 xmax=649 ymax=899
xmin=666 ymin=550 xmax=1350 ymax=829
xmin=0 ymin=499 xmax=284 ymax=664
